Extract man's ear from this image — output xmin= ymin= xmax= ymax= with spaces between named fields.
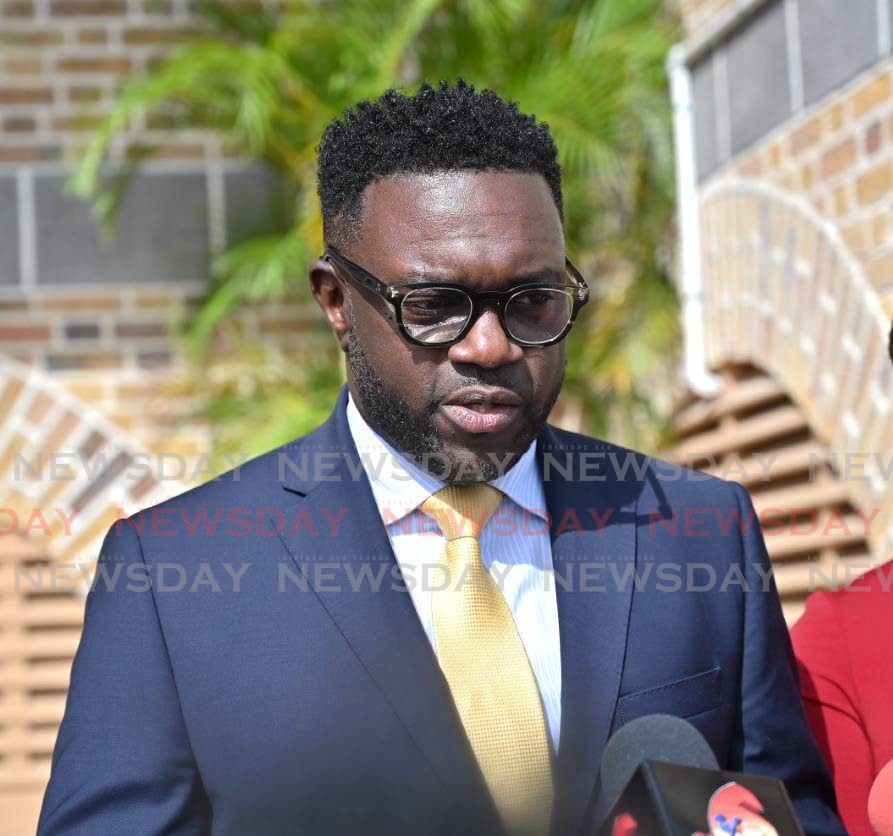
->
xmin=309 ymin=257 xmax=350 ymax=352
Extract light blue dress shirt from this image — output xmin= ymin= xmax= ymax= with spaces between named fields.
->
xmin=345 ymin=392 xmax=562 ymax=751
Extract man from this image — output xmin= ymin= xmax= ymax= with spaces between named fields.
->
xmin=38 ymin=81 xmax=843 ymax=835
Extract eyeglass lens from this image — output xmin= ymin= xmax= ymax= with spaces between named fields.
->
xmin=400 ymin=286 xmax=574 ymax=345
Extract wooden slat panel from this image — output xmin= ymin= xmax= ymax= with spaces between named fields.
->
xmin=671 ymin=365 xmax=875 ymax=623
xmin=673 ymin=404 xmax=808 ymax=461
xmin=0 ymin=768 xmax=52 ymax=791
xmin=0 ymin=536 xmax=44 ymax=563
xmin=0 ymin=727 xmax=59 ymax=755
xmin=0 ymin=565 xmax=82 ymax=596
xmin=0 ymin=374 xmax=26 ymax=414
xmin=675 ymin=375 xmax=788 ymax=434
xmin=10 ymin=601 xmax=86 ymax=628
xmin=0 ymin=788 xmax=44 ymax=834
xmin=0 ymin=698 xmax=67 ymax=725
xmin=782 ymin=599 xmax=807 ymax=624
xmin=10 ymin=660 xmax=74 ymax=692
xmin=701 ymin=441 xmax=830 ymax=486
xmin=0 ymin=357 xmax=176 ymax=827
xmin=751 ymin=480 xmax=850 ymax=515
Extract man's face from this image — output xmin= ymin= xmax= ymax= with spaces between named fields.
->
xmin=311 ymin=170 xmax=567 ymax=483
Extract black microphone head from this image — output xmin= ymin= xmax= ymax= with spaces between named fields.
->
xmin=600 ymin=714 xmax=720 ymax=808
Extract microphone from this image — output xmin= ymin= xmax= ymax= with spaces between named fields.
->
xmin=596 ymin=715 xmax=804 ymax=836
xmin=868 ymin=759 xmax=893 ymax=836
xmin=600 ymin=714 xmax=720 ymax=808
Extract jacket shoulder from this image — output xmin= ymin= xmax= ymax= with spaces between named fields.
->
xmin=122 ymin=418 xmax=338 ymax=524
xmin=541 ymin=422 xmax=746 ymax=505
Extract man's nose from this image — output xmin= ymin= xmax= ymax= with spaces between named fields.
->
xmin=446 ymin=307 xmax=524 ymax=368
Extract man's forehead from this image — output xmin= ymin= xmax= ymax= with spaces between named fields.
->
xmin=356 ymin=170 xmax=563 ymax=265
xmin=362 ymin=169 xmax=556 ymax=215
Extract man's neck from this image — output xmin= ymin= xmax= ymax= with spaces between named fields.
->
xmin=345 ymin=389 xmax=542 ymax=495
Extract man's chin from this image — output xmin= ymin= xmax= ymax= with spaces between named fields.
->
xmin=414 ymin=439 xmax=533 ymax=484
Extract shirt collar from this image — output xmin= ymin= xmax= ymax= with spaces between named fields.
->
xmin=345 ymin=391 xmax=546 ymax=524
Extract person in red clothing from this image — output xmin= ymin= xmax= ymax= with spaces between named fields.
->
xmin=791 ymin=560 xmax=893 ymax=836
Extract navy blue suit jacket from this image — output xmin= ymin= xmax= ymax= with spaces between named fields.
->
xmin=38 ymin=387 xmax=843 ymax=835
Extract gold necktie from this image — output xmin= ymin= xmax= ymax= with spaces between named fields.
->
xmin=420 ymin=483 xmax=554 ymax=836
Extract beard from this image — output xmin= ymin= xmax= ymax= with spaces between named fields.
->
xmin=346 ymin=317 xmax=563 ymax=484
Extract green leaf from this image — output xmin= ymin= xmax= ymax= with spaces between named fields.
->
xmin=184 ymin=231 xmax=309 ymax=356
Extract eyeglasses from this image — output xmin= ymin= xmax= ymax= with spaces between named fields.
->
xmin=323 ymin=246 xmax=590 ymax=348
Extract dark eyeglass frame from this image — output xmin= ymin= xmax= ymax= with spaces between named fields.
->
xmin=323 ymin=245 xmax=590 ymax=348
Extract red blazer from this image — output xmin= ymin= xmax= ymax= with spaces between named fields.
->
xmin=791 ymin=562 xmax=893 ymax=836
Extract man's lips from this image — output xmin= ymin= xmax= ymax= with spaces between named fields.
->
xmin=439 ymin=387 xmax=525 ymax=434
xmin=440 ymin=403 xmax=521 ymax=433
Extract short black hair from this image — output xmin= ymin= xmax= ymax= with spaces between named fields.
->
xmin=316 ymin=79 xmax=563 ymax=247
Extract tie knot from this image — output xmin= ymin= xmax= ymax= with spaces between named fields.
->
xmin=420 ymin=483 xmax=503 ymax=541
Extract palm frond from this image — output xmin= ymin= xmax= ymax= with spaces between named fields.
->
xmin=372 ymin=0 xmax=441 ymax=90
xmin=70 ymin=38 xmax=295 ymax=199
xmin=571 ymin=0 xmax=663 ymax=53
xmin=184 ymin=230 xmax=308 ymax=356
xmin=191 ymin=0 xmax=280 ymax=42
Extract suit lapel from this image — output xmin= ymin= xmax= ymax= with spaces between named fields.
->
xmin=275 ymin=392 xmax=640 ymax=835
xmin=277 ymin=390 xmax=502 ymax=832
xmin=538 ymin=426 xmax=639 ymax=836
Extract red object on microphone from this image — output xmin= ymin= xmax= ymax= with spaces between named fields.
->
xmin=611 ymin=812 xmax=639 ymax=836
xmin=868 ymin=759 xmax=893 ymax=836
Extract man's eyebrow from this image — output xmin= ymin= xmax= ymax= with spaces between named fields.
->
xmin=395 ymin=266 xmax=567 ymax=287
xmin=514 ymin=266 xmax=566 ymax=285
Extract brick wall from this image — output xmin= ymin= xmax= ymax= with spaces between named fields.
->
xmin=1 ymin=0 xmax=199 ymax=450
xmin=704 ymin=54 xmax=893 ymax=511
xmin=677 ymin=0 xmax=736 ymax=34
xmin=0 ymin=0 xmax=196 ymax=164
xmin=677 ymin=0 xmax=893 ymax=584
xmin=1 ymin=0 xmax=325 ymax=475
xmin=685 ymin=0 xmax=893 ymax=326
xmin=726 ymin=61 xmax=893 ymax=314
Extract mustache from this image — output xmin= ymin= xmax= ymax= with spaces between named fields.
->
xmin=432 ymin=372 xmax=535 ymax=403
